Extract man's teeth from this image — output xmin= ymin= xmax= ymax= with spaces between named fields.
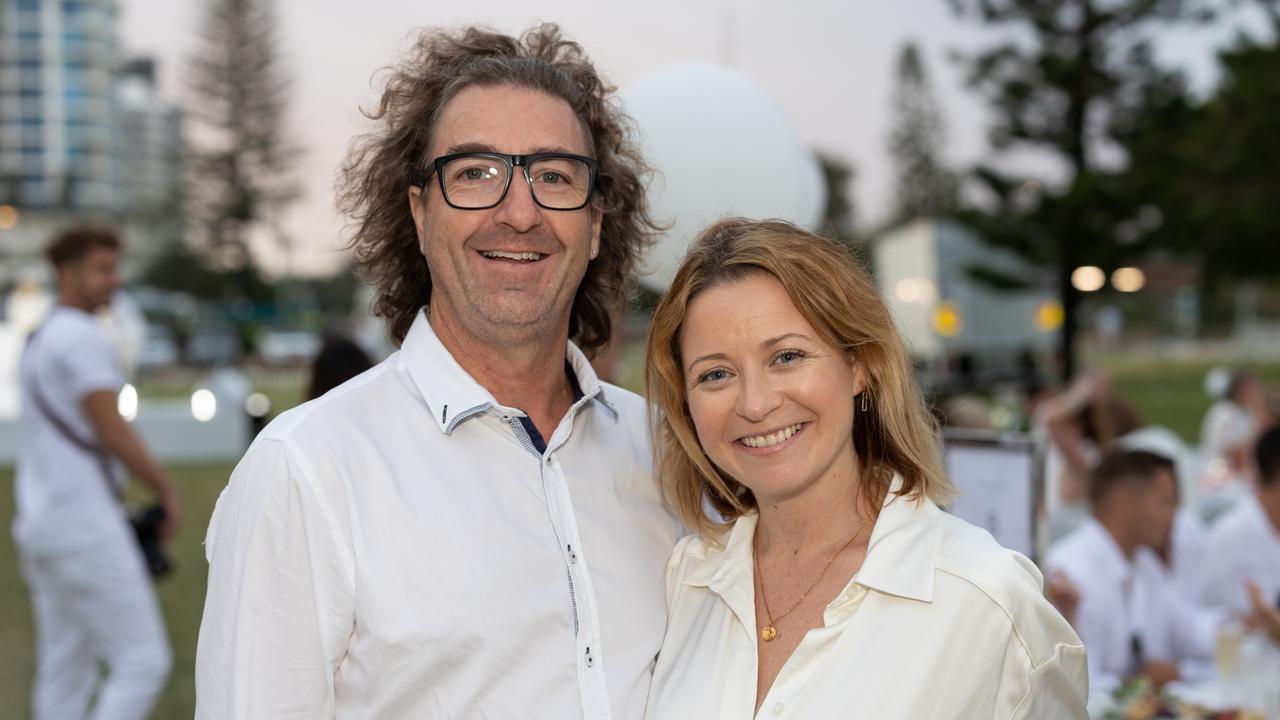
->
xmin=741 ymin=423 xmax=803 ymax=448
xmin=481 ymin=250 xmax=543 ymax=261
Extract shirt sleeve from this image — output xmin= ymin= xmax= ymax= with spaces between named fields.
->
xmin=1010 ymin=643 xmax=1089 ymax=720
xmin=1043 ymin=556 xmax=1120 ymax=695
xmin=195 ymin=438 xmax=355 ymax=720
xmin=1007 ymin=555 xmax=1090 ymax=719
xmin=49 ymin=323 xmax=122 ymax=400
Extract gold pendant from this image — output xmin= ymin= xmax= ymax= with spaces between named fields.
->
xmin=761 ymin=625 xmax=778 ymax=642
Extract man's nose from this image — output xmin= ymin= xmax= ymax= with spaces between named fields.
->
xmin=492 ymin=170 xmax=543 ymax=232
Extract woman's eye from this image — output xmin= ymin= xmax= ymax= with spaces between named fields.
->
xmin=697 ymin=369 xmax=730 ymax=384
xmin=775 ymin=350 xmax=806 ymax=365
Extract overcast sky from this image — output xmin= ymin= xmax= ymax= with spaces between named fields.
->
xmin=118 ymin=0 xmax=1258 ymax=276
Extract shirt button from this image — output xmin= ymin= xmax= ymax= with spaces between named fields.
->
xmin=771 ymin=703 xmax=784 ymax=716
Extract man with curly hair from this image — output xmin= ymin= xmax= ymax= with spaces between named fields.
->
xmin=196 ymin=24 xmax=681 ymax=719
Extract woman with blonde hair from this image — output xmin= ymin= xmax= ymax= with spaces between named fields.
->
xmin=643 ymin=218 xmax=1087 ymax=719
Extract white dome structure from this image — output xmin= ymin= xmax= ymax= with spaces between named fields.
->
xmin=620 ymin=64 xmax=825 ymax=292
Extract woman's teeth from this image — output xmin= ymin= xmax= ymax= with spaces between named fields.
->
xmin=741 ymin=423 xmax=803 ymax=448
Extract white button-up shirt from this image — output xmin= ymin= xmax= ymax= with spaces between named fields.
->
xmin=1045 ymin=518 xmax=1219 ymax=693
xmin=645 ymin=484 xmax=1088 ymax=719
xmin=1205 ymin=492 xmax=1280 ymax=616
xmin=196 ymin=311 xmax=682 ymax=719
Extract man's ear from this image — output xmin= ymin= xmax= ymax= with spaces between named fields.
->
xmin=408 ymin=185 xmax=429 ymax=254
xmin=589 ymin=207 xmax=602 ymax=260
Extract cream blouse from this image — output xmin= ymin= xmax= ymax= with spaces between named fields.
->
xmin=645 ymin=483 xmax=1089 ymax=719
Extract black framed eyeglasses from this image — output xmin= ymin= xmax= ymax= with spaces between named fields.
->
xmin=421 ymin=151 xmax=599 ymax=211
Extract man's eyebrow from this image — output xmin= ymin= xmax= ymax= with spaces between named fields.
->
xmin=442 ymin=141 xmax=498 ymax=155
xmin=441 ymin=142 xmax=582 ymax=156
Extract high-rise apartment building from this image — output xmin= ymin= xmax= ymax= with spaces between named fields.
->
xmin=0 ymin=0 xmax=183 ymax=285
xmin=0 ymin=0 xmax=122 ymax=212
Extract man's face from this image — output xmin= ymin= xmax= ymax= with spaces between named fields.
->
xmin=1134 ymin=468 xmax=1179 ymax=549
xmin=59 ymin=247 xmax=120 ymax=311
xmin=408 ymin=84 xmax=602 ymax=343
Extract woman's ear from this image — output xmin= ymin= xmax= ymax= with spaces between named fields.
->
xmin=850 ymin=354 xmax=869 ymax=398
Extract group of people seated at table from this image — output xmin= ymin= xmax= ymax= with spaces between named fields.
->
xmin=1043 ymin=421 xmax=1280 ymax=693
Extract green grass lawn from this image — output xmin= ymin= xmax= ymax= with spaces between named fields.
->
xmin=0 ymin=463 xmax=233 ymax=719
xmin=1089 ymin=352 xmax=1280 ymax=443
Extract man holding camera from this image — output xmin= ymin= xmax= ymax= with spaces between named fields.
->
xmin=15 ymin=227 xmax=180 ymax=720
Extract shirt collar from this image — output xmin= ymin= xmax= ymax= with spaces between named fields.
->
xmin=682 ymin=475 xmax=943 ymax=605
xmin=852 ymin=476 xmax=942 ymax=603
xmin=400 ymin=309 xmax=616 ymax=436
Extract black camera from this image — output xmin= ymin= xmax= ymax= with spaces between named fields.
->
xmin=131 ymin=504 xmax=174 ymax=579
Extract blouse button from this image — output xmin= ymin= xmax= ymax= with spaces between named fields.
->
xmin=771 ymin=703 xmax=784 ymax=716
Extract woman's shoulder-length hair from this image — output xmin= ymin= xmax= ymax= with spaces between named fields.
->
xmin=644 ymin=217 xmax=954 ymax=539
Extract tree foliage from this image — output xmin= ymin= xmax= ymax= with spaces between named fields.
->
xmin=817 ymin=152 xmax=858 ymax=243
xmin=888 ymin=41 xmax=958 ymax=220
xmin=950 ymin=0 xmax=1212 ymax=380
xmin=185 ymin=0 xmax=299 ymax=269
xmin=141 ymin=242 xmax=273 ymax=304
xmin=1116 ymin=14 xmax=1280 ymax=283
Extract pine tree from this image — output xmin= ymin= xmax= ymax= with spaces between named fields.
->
xmin=185 ymin=0 xmax=298 ymax=271
xmin=888 ymin=42 xmax=957 ymax=221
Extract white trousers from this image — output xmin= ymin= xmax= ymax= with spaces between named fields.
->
xmin=20 ymin=525 xmax=172 ymax=720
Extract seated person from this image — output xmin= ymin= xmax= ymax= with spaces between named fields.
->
xmin=1046 ymin=450 xmax=1220 ymax=693
xmin=1115 ymin=430 xmax=1211 ymax=605
xmin=1205 ymin=424 xmax=1280 ymax=616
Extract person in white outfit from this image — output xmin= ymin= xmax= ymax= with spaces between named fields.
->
xmin=1199 ymin=370 xmax=1275 ymax=516
xmin=1046 ymin=450 xmax=1219 ymax=694
xmin=1205 ymin=423 xmax=1280 ymax=617
xmin=643 ymin=219 xmax=1087 ymax=719
xmin=195 ymin=25 xmax=681 ymax=719
xmin=15 ymin=227 xmax=179 ymax=720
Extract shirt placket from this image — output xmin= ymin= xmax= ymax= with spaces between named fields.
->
xmin=755 ymin=582 xmax=868 ymax=719
xmin=503 ymin=399 xmax=612 ymax=720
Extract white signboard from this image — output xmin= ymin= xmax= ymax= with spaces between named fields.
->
xmin=944 ymin=431 xmax=1039 ymax=560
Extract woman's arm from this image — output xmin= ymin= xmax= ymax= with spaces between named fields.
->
xmin=1035 ymin=374 xmax=1108 ymax=503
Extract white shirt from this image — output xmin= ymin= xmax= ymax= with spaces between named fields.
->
xmin=1201 ymin=400 xmax=1255 ymax=462
xmin=1045 ymin=519 xmax=1219 ymax=693
xmin=1167 ymin=510 xmax=1211 ymax=605
xmin=645 ymin=484 xmax=1088 ymax=720
xmin=1204 ymin=492 xmax=1280 ymax=616
xmin=196 ymin=311 xmax=683 ymax=719
xmin=14 ymin=305 xmax=129 ymax=556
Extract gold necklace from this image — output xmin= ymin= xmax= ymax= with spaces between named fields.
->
xmin=752 ymin=521 xmax=865 ymax=642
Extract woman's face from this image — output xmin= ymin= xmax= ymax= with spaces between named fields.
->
xmin=679 ymin=273 xmax=865 ymax=507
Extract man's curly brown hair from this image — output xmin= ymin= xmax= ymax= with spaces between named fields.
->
xmin=337 ymin=23 xmax=658 ymax=353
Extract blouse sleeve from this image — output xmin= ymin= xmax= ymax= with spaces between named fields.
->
xmin=1010 ymin=641 xmax=1089 ymax=719
xmin=1005 ymin=553 xmax=1090 ymax=719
